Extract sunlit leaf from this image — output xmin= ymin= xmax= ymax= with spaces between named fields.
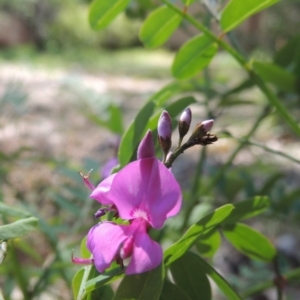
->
xmin=85 ymin=267 xmax=123 ymax=294
xmin=89 ymin=0 xmax=130 ymax=30
xmin=172 ymin=34 xmax=218 ymax=79
xmin=0 ymin=202 xmax=31 ymax=218
xmin=220 ymin=0 xmax=279 ymax=32
xmin=221 ymin=196 xmax=270 ymax=225
xmin=164 ymin=204 xmax=234 ymax=266
xmin=113 ymin=263 xmax=164 ymax=300
xmin=0 ymin=217 xmax=38 ymax=240
xmin=222 ymin=223 xmax=277 ymax=261
xmin=72 ymin=268 xmax=84 ymax=299
xmin=140 ymin=6 xmax=182 ymax=48
xmin=170 ymin=252 xmax=211 ymax=300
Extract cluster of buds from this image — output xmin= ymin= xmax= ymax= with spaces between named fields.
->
xmin=157 ymin=108 xmax=218 ymax=168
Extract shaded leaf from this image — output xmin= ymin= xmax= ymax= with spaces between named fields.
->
xmin=170 ymin=252 xmax=211 ymax=300
xmin=89 ymin=0 xmax=130 ymax=30
xmin=164 ymin=204 xmax=234 ymax=266
xmin=253 ymin=60 xmax=296 ymax=92
xmin=172 ymin=34 xmax=218 ymax=79
xmin=113 ymin=263 xmax=164 ymax=300
xmin=0 ymin=217 xmax=38 ymax=240
xmin=196 ymin=255 xmax=243 ymax=300
xmin=220 ymin=0 xmax=279 ymax=32
xmin=259 ymin=173 xmax=284 ymax=195
xmin=222 ymin=223 xmax=277 ymax=261
xmin=140 ymin=6 xmax=182 ymax=48
xmin=274 ymin=35 xmax=300 ymax=70
xmin=160 ymin=280 xmax=190 ymax=300
xmin=196 ymin=229 xmax=221 ymax=258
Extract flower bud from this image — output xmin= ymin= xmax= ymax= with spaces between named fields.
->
xmin=158 ymin=111 xmax=172 ymax=156
xmin=179 ymin=108 xmax=192 ymax=136
xmin=187 ymin=119 xmax=214 ymax=142
xmin=202 ymin=119 xmax=214 ymax=132
xmin=137 ymin=130 xmax=155 ymax=160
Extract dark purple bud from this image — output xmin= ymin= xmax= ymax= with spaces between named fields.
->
xmin=178 ymin=108 xmax=192 ymax=140
xmin=94 ymin=209 xmax=106 ymax=219
xmin=158 ymin=111 xmax=172 ymax=158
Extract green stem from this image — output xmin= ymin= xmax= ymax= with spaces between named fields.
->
xmin=10 ymin=241 xmax=30 ymax=300
xmin=161 ymin=0 xmax=300 ymax=137
xmin=238 ymin=139 xmax=300 ymax=165
xmin=241 ymin=267 xmax=300 ymax=298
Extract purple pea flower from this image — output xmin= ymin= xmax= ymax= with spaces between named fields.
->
xmin=74 ymin=130 xmax=182 ymax=275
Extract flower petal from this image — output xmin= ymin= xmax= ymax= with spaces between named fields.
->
xmin=90 ymin=173 xmax=117 ymax=205
xmin=86 ymin=222 xmax=128 ymax=272
xmin=125 ymin=228 xmax=162 ymax=275
xmin=108 ymin=158 xmax=182 ymax=228
xmin=137 ymin=130 xmax=155 ymax=160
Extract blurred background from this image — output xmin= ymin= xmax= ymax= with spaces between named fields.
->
xmin=0 ymin=0 xmax=300 ymax=299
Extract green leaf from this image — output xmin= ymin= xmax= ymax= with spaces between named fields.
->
xmin=118 ymin=81 xmax=194 ymax=167
xmin=180 ymin=0 xmax=195 ymax=5
xmin=146 ymin=96 xmax=197 ymax=132
xmin=118 ymin=101 xmax=155 ymax=167
xmin=0 ymin=202 xmax=31 ymax=218
xmin=89 ymin=0 xmax=130 ymax=30
xmin=85 ymin=267 xmax=123 ymax=294
xmin=108 ymin=104 xmax=124 ymax=134
xmin=0 ymin=217 xmax=38 ymax=240
xmin=220 ymin=0 xmax=279 ymax=33
xmin=113 ymin=263 xmax=164 ymax=300
xmin=140 ymin=6 xmax=182 ymax=48
xmin=259 ymin=173 xmax=284 ymax=195
xmin=72 ymin=268 xmax=85 ymax=299
xmin=196 ymin=229 xmax=221 ymax=258
xmin=196 ymin=255 xmax=243 ymax=300
xmin=80 ymin=236 xmax=90 ymax=259
xmin=172 ymin=34 xmax=218 ymax=79
xmin=87 ymin=285 xmax=114 ymax=300
xmin=222 ymin=223 xmax=277 ymax=261
xmin=221 ymin=196 xmax=270 ymax=225
xmin=170 ymin=252 xmax=211 ymax=300
xmin=164 ymin=204 xmax=234 ymax=266
xmin=253 ymin=60 xmax=296 ymax=92
xmin=160 ymin=280 xmax=190 ymax=300
xmin=274 ymin=35 xmax=300 ymax=71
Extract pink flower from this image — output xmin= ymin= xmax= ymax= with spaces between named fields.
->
xmin=75 ymin=131 xmax=182 ymax=275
